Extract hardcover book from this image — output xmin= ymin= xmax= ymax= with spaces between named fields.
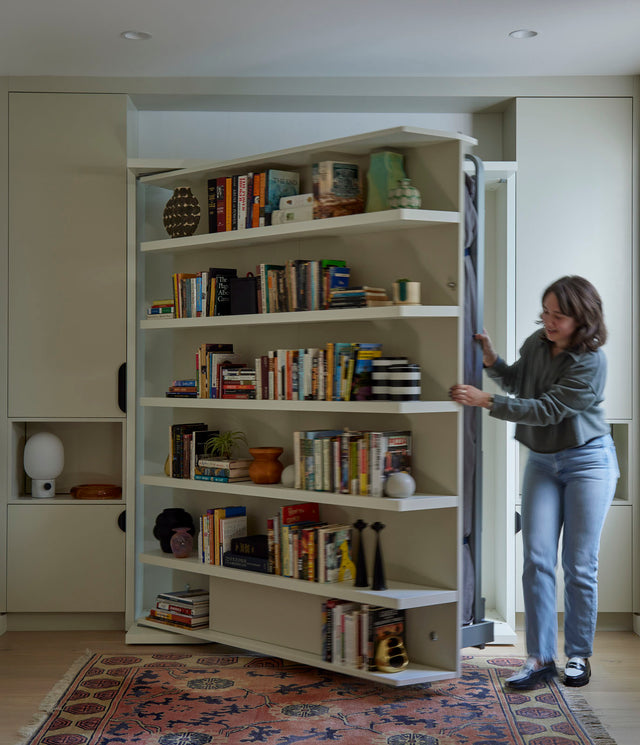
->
xmin=156 ymin=588 xmax=209 ymax=604
xmin=222 ymin=551 xmax=270 ymax=573
xmin=264 ymin=169 xmax=300 ymax=225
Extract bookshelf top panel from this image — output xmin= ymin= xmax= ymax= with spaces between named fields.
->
xmin=138 ymin=126 xmax=477 ymax=187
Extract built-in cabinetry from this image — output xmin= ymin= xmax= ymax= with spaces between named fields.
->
xmin=5 ymin=93 xmax=128 ymax=625
xmin=500 ymin=97 xmax=635 ymax=626
xmin=128 ymin=126 xmax=475 ymax=685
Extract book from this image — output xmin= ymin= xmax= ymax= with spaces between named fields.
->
xmin=320 ymin=524 xmax=353 ymax=583
xmin=208 ymin=268 xmax=237 ymax=316
xmin=367 ymin=607 xmax=406 ymax=671
xmin=189 ymin=429 xmax=219 ymax=480
xmin=196 ymin=457 xmax=252 ymax=470
xmin=145 ymin=615 xmax=209 ymax=630
xmin=280 ymin=501 xmax=320 ymax=526
xmin=170 ymin=423 xmax=207 ymax=478
xmin=222 ymin=551 xmax=270 ymax=573
xmin=230 ymin=534 xmax=269 ymax=558
xmin=219 ymin=514 xmax=248 ymax=557
xmin=382 ymin=430 xmax=412 ymax=481
xmin=156 ymin=588 xmax=209 ymax=604
xmin=263 ymin=169 xmax=300 ymax=225
xmin=350 ymin=343 xmax=383 ymax=401
xmin=212 ymin=506 xmax=247 ymax=565
xmin=280 ymin=192 xmax=313 ymax=209
xmin=207 ymin=178 xmax=218 ymax=233
xmin=149 ymin=608 xmax=209 ymax=627
xmin=331 ymin=600 xmax=359 ymax=664
xmin=312 ymin=161 xmax=364 ymax=219
xmin=155 ymin=600 xmax=209 ymax=616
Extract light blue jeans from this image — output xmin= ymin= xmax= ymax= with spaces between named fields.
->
xmin=521 ymin=434 xmax=619 ymax=662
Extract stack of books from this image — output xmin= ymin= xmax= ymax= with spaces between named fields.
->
xmin=222 ymin=534 xmax=270 ymax=573
xmin=194 ymin=458 xmax=251 ymax=483
xmin=147 ymin=588 xmax=210 ymax=629
xmin=328 ymin=286 xmax=392 ymax=308
xmin=146 ymin=299 xmax=175 ymax=318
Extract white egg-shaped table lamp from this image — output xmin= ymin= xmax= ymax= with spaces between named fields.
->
xmin=24 ymin=432 xmax=64 ymax=498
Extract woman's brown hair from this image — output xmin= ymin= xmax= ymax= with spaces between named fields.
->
xmin=540 ymin=275 xmax=607 ymax=352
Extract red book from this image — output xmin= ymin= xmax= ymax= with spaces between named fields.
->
xmin=280 ymin=501 xmax=320 ymax=525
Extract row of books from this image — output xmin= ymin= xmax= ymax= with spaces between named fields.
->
xmin=256 ymin=342 xmax=384 ymax=402
xmin=321 ymin=601 xmax=405 ymax=670
xmin=146 ymin=588 xmax=210 ymax=629
xmin=198 ymin=506 xmax=248 ymax=565
xmin=206 ymin=502 xmax=355 ymax=584
xmin=157 ymin=259 xmax=359 ymax=320
xmin=293 ymin=429 xmax=412 ymax=497
xmin=266 ymin=502 xmax=354 ymax=582
xmin=169 ymin=267 xmax=237 ymax=319
xmin=207 ymin=169 xmax=300 ymax=233
xmin=168 ymin=340 xmax=391 ymax=402
xmin=257 ymin=259 xmax=350 ymax=313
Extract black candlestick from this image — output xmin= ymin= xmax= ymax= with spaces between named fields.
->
xmin=371 ymin=521 xmax=387 ymax=591
xmin=353 ymin=519 xmax=368 ymax=587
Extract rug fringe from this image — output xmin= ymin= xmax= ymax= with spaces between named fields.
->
xmin=13 ymin=649 xmax=96 ymax=745
xmin=561 ymin=688 xmax=618 ymax=745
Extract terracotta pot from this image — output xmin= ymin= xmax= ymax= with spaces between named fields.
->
xmin=248 ymin=447 xmax=284 ymax=484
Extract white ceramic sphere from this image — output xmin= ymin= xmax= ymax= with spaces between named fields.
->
xmin=384 ymin=471 xmax=416 ymax=498
xmin=280 ymin=464 xmax=296 ymax=488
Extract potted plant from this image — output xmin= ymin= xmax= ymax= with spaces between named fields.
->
xmin=203 ymin=430 xmax=248 ymax=461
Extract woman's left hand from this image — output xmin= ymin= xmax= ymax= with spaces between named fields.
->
xmin=449 ymin=384 xmax=492 ymax=409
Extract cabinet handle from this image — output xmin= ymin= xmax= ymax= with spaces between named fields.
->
xmin=515 ymin=511 xmax=522 ymax=535
xmin=118 ymin=510 xmax=126 ymax=532
xmin=118 ymin=363 xmax=127 ymax=413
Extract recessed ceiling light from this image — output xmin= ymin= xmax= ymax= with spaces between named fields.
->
xmin=120 ymin=30 xmax=152 ymax=41
xmin=509 ymin=29 xmax=538 ymax=39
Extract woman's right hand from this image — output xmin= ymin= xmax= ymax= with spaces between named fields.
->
xmin=475 ymin=329 xmax=498 ymax=367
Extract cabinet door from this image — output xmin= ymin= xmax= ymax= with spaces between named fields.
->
xmin=513 ymin=97 xmax=632 ymax=420
xmin=7 ymin=504 xmax=126 ymax=612
xmin=8 ymin=93 xmax=127 ymax=418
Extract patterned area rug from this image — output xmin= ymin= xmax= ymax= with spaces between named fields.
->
xmin=17 ymin=652 xmax=616 ymax=745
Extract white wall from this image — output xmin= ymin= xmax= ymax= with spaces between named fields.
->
xmin=136 ymin=111 xmax=474 ymax=160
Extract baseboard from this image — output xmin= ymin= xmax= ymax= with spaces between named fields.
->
xmin=7 ymin=612 xmax=125 ymax=631
xmin=515 ymin=611 xmax=634 ymax=632
xmin=0 ymin=613 xmax=7 ymax=636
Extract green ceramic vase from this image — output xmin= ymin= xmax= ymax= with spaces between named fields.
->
xmin=366 ymin=151 xmax=406 ymax=212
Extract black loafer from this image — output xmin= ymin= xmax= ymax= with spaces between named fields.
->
xmin=505 ymin=658 xmax=557 ymax=690
xmin=563 ymin=657 xmax=591 ymax=687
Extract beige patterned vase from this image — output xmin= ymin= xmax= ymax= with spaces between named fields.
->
xmin=163 ymin=186 xmax=200 ymax=238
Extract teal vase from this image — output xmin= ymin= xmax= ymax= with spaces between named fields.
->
xmin=366 ymin=151 xmax=406 ymax=212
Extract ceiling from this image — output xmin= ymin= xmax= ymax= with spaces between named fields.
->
xmin=2 ymin=0 xmax=640 ymax=80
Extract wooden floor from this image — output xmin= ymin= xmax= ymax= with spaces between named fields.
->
xmin=0 ymin=629 xmax=638 ymax=745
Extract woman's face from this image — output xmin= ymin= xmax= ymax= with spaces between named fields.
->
xmin=541 ymin=292 xmax=577 ymax=349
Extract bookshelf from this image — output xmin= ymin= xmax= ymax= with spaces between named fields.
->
xmin=128 ymin=126 xmax=475 ymax=686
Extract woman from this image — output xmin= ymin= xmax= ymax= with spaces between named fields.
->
xmin=450 ymin=275 xmax=619 ymax=690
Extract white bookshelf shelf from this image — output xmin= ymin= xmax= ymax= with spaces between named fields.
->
xmin=140 ymin=474 xmax=458 ymax=511
xmin=139 ymin=550 xmax=457 ymax=610
xmin=140 ymin=397 xmax=457 ymax=413
xmin=133 ymin=618 xmax=457 ymax=687
xmin=141 ymin=304 xmax=459 ymax=330
xmin=141 ymin=209 xmax=459 ymax=254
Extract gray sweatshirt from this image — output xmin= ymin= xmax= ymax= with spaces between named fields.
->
xmin=486 ymin=330 xmax=610 ymax=453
